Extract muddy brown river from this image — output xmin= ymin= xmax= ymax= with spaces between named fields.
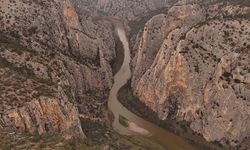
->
xmin=108 ymin=19 xmax=196 ymax=150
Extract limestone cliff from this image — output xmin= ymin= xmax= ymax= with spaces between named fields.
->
xmin=132 ymin=1 xmax=250 ymax=147
xmin=0 ymin=0 xmax=115 ymax=139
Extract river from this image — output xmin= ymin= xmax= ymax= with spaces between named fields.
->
xmin=108 ymin=19 xmax=196 ymax=150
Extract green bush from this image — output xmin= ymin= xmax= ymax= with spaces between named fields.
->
xmin=119 ymin=115 xmax=129 ymax=127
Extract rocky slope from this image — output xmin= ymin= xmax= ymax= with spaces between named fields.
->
xmin=72 ymin=0 xmax=177 ymax=21
xmin=132 ymin=0 xmax=250 ymax=147
xmin=0 ymin=0 xmax=116 ymax=140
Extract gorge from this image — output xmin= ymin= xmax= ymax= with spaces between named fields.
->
xmin=0 ymin=0 xmax=250 ymax=149
xmin=109 ymin=18 xmax=195 ymax=150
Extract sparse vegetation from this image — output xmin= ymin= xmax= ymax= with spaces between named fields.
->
xmin=0 ymin=34 xmax=36 ymax=55
xmin=0 ymin=129 xmax=96 ymax=150
xmin=119 ymin=115 xmax=129 ymax=127
xmin=27 ymin=26 xmax=39 ymax=35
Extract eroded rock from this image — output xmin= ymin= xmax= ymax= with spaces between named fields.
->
xmin=132 ymin=2 xmax=250 ymax=146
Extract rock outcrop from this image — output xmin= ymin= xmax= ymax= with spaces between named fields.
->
xmin=0 ymin=0 xmax=116 ymax=139
xmin=132 ymin=1 xmax=250 ymax=146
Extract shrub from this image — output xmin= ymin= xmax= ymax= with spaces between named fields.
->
xmin=119 ymin=115 xmax=129 ymax=127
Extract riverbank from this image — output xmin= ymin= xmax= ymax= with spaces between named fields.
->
xmin=79 ymin=111 xmax=166 ymax=149
xmin=72 ymin=18 xmax=166 ymax=149
xmin=0 ymin=121 xmax=166 ymax=150
xmin=117 ymin=81 xmax=228 ymax=150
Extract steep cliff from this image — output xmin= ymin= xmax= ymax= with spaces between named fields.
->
xmin=132 ymin=0 xmax=250 ymax=147
xmin=0 ymin=0 xmax=115 ymax=139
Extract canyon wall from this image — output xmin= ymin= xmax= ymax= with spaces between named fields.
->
xmin=132 ymin=1 xmax=250 ymax=146
xmin=0 ymin=0 xmax=116 ymax=139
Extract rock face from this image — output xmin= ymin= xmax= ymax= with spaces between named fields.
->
xmin=72 ymin=0 xmax=176 ymax=21
xmin=0 ymin=0 xmax=116 ymax=139
xmin=132 ymin=1 xmax=250 ymax=146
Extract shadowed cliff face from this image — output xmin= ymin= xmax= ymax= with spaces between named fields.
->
xmin=132 ymin=1 xmax=250 ymax=146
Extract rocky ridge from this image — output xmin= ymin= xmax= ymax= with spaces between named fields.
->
xmin=131 ymin=0 xmax=250 ymax=146
xmin=0 ymin=0 xmax=115 ymax=140
xmin=72 ymin=0 xmax=176 ymax=21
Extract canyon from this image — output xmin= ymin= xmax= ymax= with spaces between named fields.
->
xmin=0 ymin=0 xmax=249 ymax=149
